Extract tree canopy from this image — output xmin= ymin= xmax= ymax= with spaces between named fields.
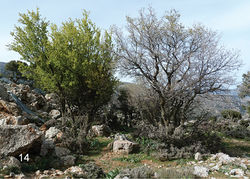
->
xmin=113 ymin=8 xmax=241 ymax=133
xmin=238 ymin=71 xmax=250 ymax=98
xmin=5 ymin=60 xmax=27 ymax=82
xmin=8 ymin=9 xmax=117 ymax=121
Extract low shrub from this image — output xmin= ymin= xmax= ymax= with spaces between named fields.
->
xmin=116 ymin=166 xmax=154 ymax=178
xmin=21 ymin=156 xmax=56 ymax=173
xmin=112 ymin=154 xmax=143 ymax=163
xmin=0 ymin=166 xmax=21 ymax=175
xmin=105 ymin=168 xmax=120 ymax=179
xmin=157 ymin=129 xmax=224 ymax=161
xmin=57 ymin=116 xmax=90 ymax=154
xmin=221 ymin=110 xmax=242 ymax=120
xmin=224 ymin=125 xmax=250 ymax=140
xmin=156 ymin=167 xmax=197 ymax=178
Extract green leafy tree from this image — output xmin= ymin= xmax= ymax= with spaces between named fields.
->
xmin=5 ymin=60 xmax=27 ymax=82
xmin=8 ymin=9 xmax=117 ymax=132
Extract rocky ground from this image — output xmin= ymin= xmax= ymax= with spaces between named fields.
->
xmin=0 ymin=79 xmax=249 ymax=178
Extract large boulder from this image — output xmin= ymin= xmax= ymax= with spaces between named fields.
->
xmin=40 ymin=127 xmax=63 ymax=156
xmin=0 ymin=156 xmax=21 ymax=169
xmin=0 ymin=100 xmax=20 ymax=116
xmin=91 ymin=124 xmax=111 ymax=137
xmin=0 ymin=124 xmax=43 ymax=157
xmin=113 ymin=139 xmax=139 ymax=154
xmin=193 ymin=166 xmax=209 ymax=178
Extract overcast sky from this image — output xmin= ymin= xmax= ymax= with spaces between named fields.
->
xmin=0 ymin=0 xmax=249 ymax=85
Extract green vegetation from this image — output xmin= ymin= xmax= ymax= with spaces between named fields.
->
xmin=112 ymin=154 xmax=144 ymax=163
xmin=4 ymin=60 xmax=27 ymax=82
xmin=9 ymin=8 xmax=117 ymax=131
xmin=221 ymin=110 xmax=242 ymax=120
xmin=0 ymin=166 xmax=21 ymax=175
xmin=105 ymin=168 xmax=120 ymax=179
xmin=238 ymin=71 xmax=250 ymax=98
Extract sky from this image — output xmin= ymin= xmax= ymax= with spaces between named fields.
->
xmin=0 ymin=0 xmax=249 ymax=85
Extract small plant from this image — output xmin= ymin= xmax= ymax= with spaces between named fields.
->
xmin=105 ymin=168 xmax=120 ymax=179
xmin=112 ymin=154 xmax=143 ymax=163
xmin=0 ymin=166 xmax=21 ymax=175
xmin=221 ymin=110 xmax=242 ymax=120
xmin=135 ymin=136 xmax=157 ymax=153
xmin=156 ymin=167 xmax=196 ymax=178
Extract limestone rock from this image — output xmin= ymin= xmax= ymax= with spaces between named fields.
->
xmin=54 ymin=147 xmax=71 ymax=157
xmin=64 ymin=166 xmax=86 ymax=178
xmin=91 ymin=124 xmax=111 ymax=137
xmin=193 ymin=166 xmax=209 ymax=177
xmin=217 ymin=153 xmax=235 ymax=164
xmin=194 ymin=152 xmax=202 ymax=161
xmin=49 ymin=109 xmax=61 ymax=119
xmin=1 ymin=156 xmax=21 ymax=169
xmin=0 ymin=124 xmax=42 ymax=156
xmin=0 ymin=100 xmax=20 ymax=116
xmin=113 ymin=140 xmax=139 ymax=154
xmin=40 ymin=127 xmax=63 ymax=156
xmin=230 ymin=168 xmax=244 ymax=177
xmin=60 ymin=155 xmax=76 ymax=167
xmin=45 ymin=127 xmax=62 ymax=139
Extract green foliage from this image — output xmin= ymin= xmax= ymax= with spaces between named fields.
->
xmin=9 ymin=8 xmax=117 ymax=133
xmin=135 ymin=136 xmax=157 ymax=153
xmin=224 ymin=125 xmax=250 ymax=140
xmin=238 ymin=71 xmax=250 ymax=98
xmin=5 ymin=60 xmax=27 ymax=82
xmin=21 ymin=156 xmax=56 ymax=173
xmin=105 ymin=168 xmax=120 ymax=179
xmin=247 ymin=105 xmax=250 ymax=115
xmin=221 ymin=110 xmax=242 ymax=120
xmin=0 ymin=166 xmax=21 ymax=175
xmin=112 ymin=154 xmax=145 ymax=163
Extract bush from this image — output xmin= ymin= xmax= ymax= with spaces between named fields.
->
xmin=157 ymin=129 xmax=224 ymax=161
xmin=156 ymin=167 xmax=197 ymax=178
xmin=106 ymin=168 xmax=120 ymax=179
xmin=247 ymin=106 xmax=250 ymax=115
xmin=57 ymin=117 xmax=90 ymax=154
xmin=221 ymin=110 xmax=242 ymax=120
xmin=116 ymin=166 xmax=154 ymax=179
xmin=0 ymin=166 xmax=20 ymax=175
xmin=224 ymin=125 xmax=250 ymax=140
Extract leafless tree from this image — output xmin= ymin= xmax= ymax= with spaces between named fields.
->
xmin=113 ymin=8 xmax=241 ymax=134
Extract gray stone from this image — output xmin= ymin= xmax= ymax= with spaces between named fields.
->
xmin=193 ymin=166 xmax=209 ymax=177
xmin=194 ymin=152 xmax=202 ymax=161
xmin=49 ymin=109 xmax=61 ymax=119
xmin=54 ymin=147 xmax=71 ymax=157
xmin=91 ymin=124 xmax=111 ymax=137
xmin=1 ymin=156 xmax=21 ymax=169
xmin=217 ymin=153 xmax=235 ymax=164
xmin=60 ymin=155 xmax=76 ymax=167
xmin=0 ymin=125 xmax=42 ymax=156
xmin=45 ymin=127 xmax=61 ymax=139
xmin=230 ymin=168 xmax=244 ymax=177
xmin=113 ymin=140 xmax=139 ymax=154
